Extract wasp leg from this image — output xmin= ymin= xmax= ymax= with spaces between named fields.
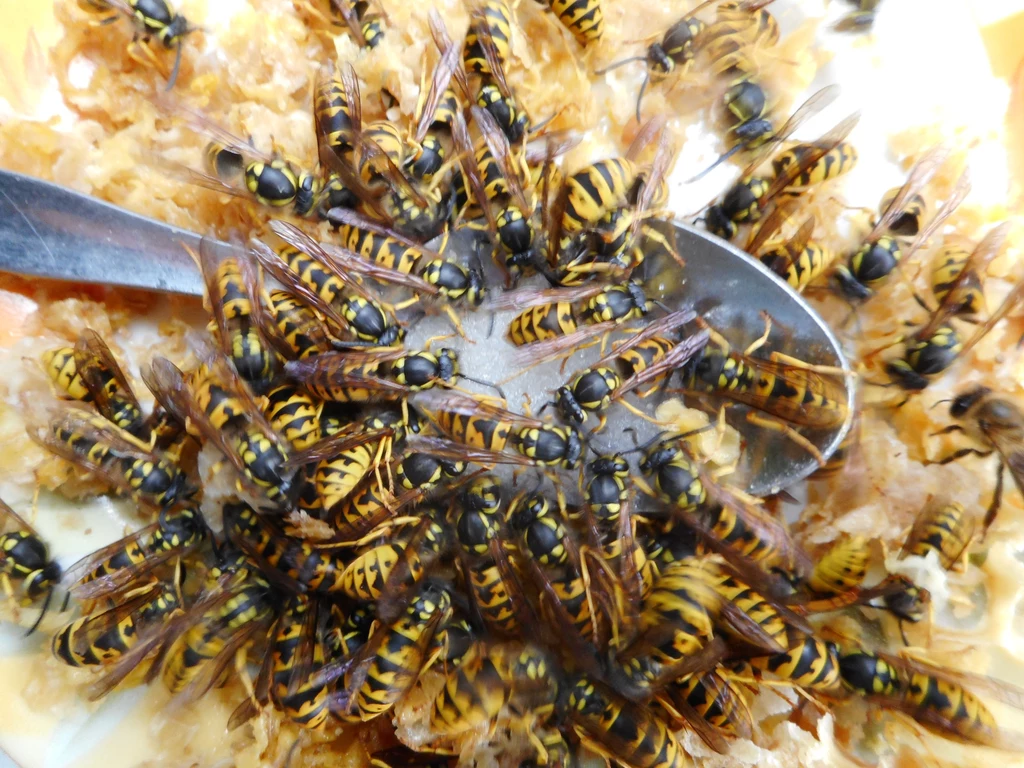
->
xmin=745 ymin=412 xmax=825 ymax=466
xmin=126 ymin=36 xmax=169 ymax=80
xmin=982 ymin=460 xmax=1006 ymax=538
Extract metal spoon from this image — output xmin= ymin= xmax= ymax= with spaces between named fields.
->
xmin=0 ymin=169 xmax=852 ymax=493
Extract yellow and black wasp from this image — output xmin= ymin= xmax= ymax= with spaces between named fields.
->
xmin=536 ymin=0 xmax=603 ymax=47
xmin=451 ymin=474 xmax=532 ymax=637
xmin=634 ymin=433 xmax=811 ymax=586
xmin=53 ymin=563 xmax=185 ymax=669
xmin=331 ymin=0 xmax=386 ymax=48
xmin=270 ymin=220 xmax=481 ymax=335
xmin=77 ymin=0 xmax=194 ymax=89
xmin=703 ymin=108 xmax=859 ymax=240
xmin=658 ymin=668 xmax=754 ymax=753
xmin=424 ymin=640 xmax=563 ymax=759
xmin=285 ymin=407 xmax=419 ymax=517
xmin=310 ymin=581 xmax=452 ymax=722
xmin=547 ymin=116 xmax=674 ymax=283
xmin=250 ymin=237 xmax=405 ymax=349
xmin=868 ymin=221 xmax=1011 ymax=393
xmin=326 ymin=448 xmax=470 ymax=545
xmin=338 ymin=503 xmax=450 ymax=603
xmin=327 ymin=208 xmax=487 ymax=311
xmin=405 ymin=37 xmax=466 ymax=185
xmin=595 ymin=0 xmax=717 ymax=122
xmin=317 ymin=65 xmax=453 ymax=242
xmin=32 ymin=406 xmax=194 ymax=511
xmin=899 ymin=500 xmax=974 ymax=571
xmin=0 ymin=498 xmax=61 ymax=635
xmin=547 ymin=310 xmax=706 ymax=430
xmin=43 ymin=329 xmax=147 ymax=438
xmin=837 ymin=645 xmax=1024 ymax=749
xmin=833 ymin=147 xmax=969 ymax=301
xmin=62 ymin=505 xmax=207 ymax=602
xmin=451 ymin=105 xmax=559 ymax=283
xmin=488 ymin=279 xmax=656 ymax=350
xmin=85 ymin=547 xmax=278 ymax=702
xmin=412 ymin=391 xmax=585 ymax=471
xmin=158 ymin=96 xmax=325 ymax=218
xmin=673 ymin=316 xmax=849 ymax=465
xmin=743 ymin=201 xmax=833 ymax=293
xmin=568 ymin=673 xmax=689 ymax=768
xmin=144 ymin=345 xmax=295 ymax=505
xmin=192 ymin=239 xmax=276 ymax=391
xmin=700 ymin=0 xmax=781 ymax=81
xmin=222 ymin=501 xmax=350 ymax=595
xmin=748 ymin=632 xmax=844 ymax=694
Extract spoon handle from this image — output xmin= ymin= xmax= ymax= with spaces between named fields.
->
xmin=0 ymin=169 xmax=203 ymax=297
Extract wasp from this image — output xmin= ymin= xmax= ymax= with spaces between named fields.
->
xmin=157 ymin=97 xmax=325 ymax=218
xmin=743 ymin=203 xmax=833 ymax=293
xmin=548 ymin=311 xmax=706 ymax=430
xmin=0 ymin=498 xmax=61 ymax=635
xmin=263 ymin=384 xmax=323 ymax=452
xmin=922 ymin=237 xmax=986 ymax=319
xmin=272 ymin=220 xmax=481 ymax=333
xmin=568 ymin=673 xmax=689 ymax=768
xmin=338 ymin=504 xmax=450 ymax=602
xmin=251 ymin=238 xmax=404 ymax=349
xmin=192 ymin=240 xmax=276 ymax=391
xmin=413 ymin=391 xmax=585 ymax=471
xmin=490 ymin=280 xmax=655 ymax=350
xmin=286 ymin=408 xmax=419 ymax=517
xmin=62 ymin=506 xmax=207 ymax=602
xmin=330 ymin=0 xmax=386 ymax=48
xmin=406 ymin=39 xmax=466 ymax=185
xmin=703 ymin=109 xmax=859 ymax=240
xmin=674 ymin=316 xmax=849 ymax=465
xmin=549 ymin=117 xmax=677 ymax=283
xmin=327 ymin=451 xmax=467 ymax=544
xmin=700 ymin=0 xmax=781 ymax=81
xmin=451 ymin=106 xmax=566 ymax=283
xmin=228 ymin=593 xmax=334 ymax=731
xmin=748 ymin=633 xmax=844 ymax=693
xmin=594 ymin=0 xmax=717 ymax=122
xmin=635 ymin=434 xmax=809 ymax=583
xmin=53 ymin=565 xmax=185 ymax=669
xmin=77 ymin=0 xmax=193 ymax=89
xmin=837 ymin=646 xmax=1024 ymax=749
xmin=870 ymin=222 xmax=1012 ymax=393
xmin=313 ymin=581 xmax=452 ymax=722
xmin=834 ymin=148 xmax=970 ymax=301
xmin=658 ymin=669 xmax=753 ymax=752
xmin=145 ymin=348 xmax=295 ymax=505
xmin=426 ymin=640 xmax=562 ymax=756
xmin=43 ymin=329 xmax=147 ymax=438
xmin=448 ymin=474 xmax=529 ymax=638
xmin=539 ymin=0 xmax=603 ymax=47
xmin=900 ymin=501 xmax=974 ymax=571
xmin=806 ymin=536 xmax=870 ymax=596
xmin=317 ymin=66 xmax=452 ymax=242
xmin=223 ymin=500 xmax=352 ymax=594
xmin=32 ymin=407 xmax=193 ymax=511
xmin=610 ymin=556 xmax=729 ymax=700
xmin=86 ymin=550 xmax=277 ymax=702
xmin=260 ymin=287 xmax=337 ymax=361
xmin=930 ymin=385 xmax=1024 ymax=537
xmin=328 ymin=208 xmax=486 ymax=310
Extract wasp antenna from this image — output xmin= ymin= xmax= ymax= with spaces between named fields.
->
xmin=634 ymin=71 xmax=651 ymax=124
xmin=460 ymin=374 xmax=506 ymax=401
xmin=593 ymin=56 xmax=647 ymax=76
xmin=929 ymin=398 xmax=953 ymax=410
xmin=166 ymin=39 xmax=185 ymax=91
xmin=686 ymin=142 xmax=747 ymax=183
xmin=25 ymin=587 xmax=53 ymax=637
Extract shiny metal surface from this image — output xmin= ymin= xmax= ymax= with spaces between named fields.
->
xmin=0 ymin=172 xmax=851 ymax=493
xmin=0 ymin=170 xmax=203 ymax=296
